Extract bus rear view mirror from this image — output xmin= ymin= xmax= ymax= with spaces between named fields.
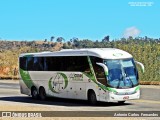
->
xmin=96 ymin=62 xmax=109 ymax=76
xmin=135 ymin=61 xmax=145 ymax=73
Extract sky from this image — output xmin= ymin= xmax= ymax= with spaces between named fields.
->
xmin=0 ymin=0 xmax=159 ymax=41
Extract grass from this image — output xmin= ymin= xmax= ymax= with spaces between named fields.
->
xmin=0 ymin=75 xmax=19 ymax=80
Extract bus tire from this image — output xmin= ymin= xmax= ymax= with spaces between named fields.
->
xmin=39 ymin=87 xmax=46 ymax=100
xmin=31 ymin=87 xmax=39 ymax=99
xmin=88 ymin=90 xmax=97 ymax=105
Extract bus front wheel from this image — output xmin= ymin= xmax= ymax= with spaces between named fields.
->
xmin=88 ymin=90 xmax=97 ymax=105
xmin=31 ymin=87 xmax=38 ymax=99
xmin=39 ymin=87 xmax=46 ymax=100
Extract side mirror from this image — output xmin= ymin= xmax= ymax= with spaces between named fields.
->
xmin=135 ymin=61 xmax=145 ymax=73
xmin=96 ymin=62 xmax=109 ymax=76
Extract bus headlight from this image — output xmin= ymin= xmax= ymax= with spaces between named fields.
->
xmin=109 ymin=91 xmax=118 ymax=95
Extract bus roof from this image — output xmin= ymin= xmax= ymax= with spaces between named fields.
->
xmin=19 ymin=48 xmax=133 ymax=59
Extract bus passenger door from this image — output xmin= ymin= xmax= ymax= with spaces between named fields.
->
xmin=94 ymin=65 xmax=108 ymax=101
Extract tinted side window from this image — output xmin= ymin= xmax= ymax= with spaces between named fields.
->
xmin=43 ymin=56 xmax=90 ymax=72
xmin=58 ymin=57 xmax=66 ymax=71
xmin=77 ymin=56 xmax=90 ymax=72
xmin=20 ymin=57 xmax=27 ymax=70
xmin=44 ymin=57 xmax=52 ymax=71
xmin=44 ymin=57 xmax=65 ymax=71
xmin=33 ymin=57 xmax=44 ymax=71
xmin=27 ymin=57 xmax=34 ymax=71
xmin=20 ymin=56 xmax=91 ymax=72
xmin=66 ymin=56 xmax=90 ymax=72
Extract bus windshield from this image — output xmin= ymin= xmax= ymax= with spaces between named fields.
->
xmin=104 ymin=58 xmax=138 ymax=88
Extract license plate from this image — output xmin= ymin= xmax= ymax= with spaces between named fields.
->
xmin=123 ymin=96 xmax=129 ymax=100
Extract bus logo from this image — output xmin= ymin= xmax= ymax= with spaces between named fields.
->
xmin=69 ymin=73 xmax=83 ymax=81
xmin=113 ymin=53 xmax=123 ymax=57
xmin=48 ymin=73 xmax=68 ymax=94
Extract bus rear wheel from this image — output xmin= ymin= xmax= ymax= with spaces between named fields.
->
xmin=31 ymin=87 xmax=38 ymax=99
xmin=39 ymin=87 xmax=46 ymax=100
xmin=88 ymin=91 xmax=97 ymax=105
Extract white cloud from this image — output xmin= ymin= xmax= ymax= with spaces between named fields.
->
xmin=123 ymin=26 xmax=140 ymax=38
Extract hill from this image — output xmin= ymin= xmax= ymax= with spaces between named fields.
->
xmin=0 ymin=39 xmax=160 ymax=85
xmin=0 ymin=40 xmax=63 ymax=79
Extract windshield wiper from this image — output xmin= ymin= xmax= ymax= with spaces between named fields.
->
xmin=124 ymin=70 xmax=134 ymax=87
xmin=116 ymin=76 xmax=123 ymax=88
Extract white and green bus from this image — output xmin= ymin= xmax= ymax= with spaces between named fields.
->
xmin=19 ymin=48 xmax=144 ymax=104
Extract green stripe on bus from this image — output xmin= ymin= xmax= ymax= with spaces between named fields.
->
xmin=20 ymin=68 xmax=34 ymax=89
xmin=48 ymin=73 xmax=69 ymax=94
xmin=48 ymin=77 xmax=59 ymax=94
xmin=135 ymin=85 xmax=140 ymax=91
xmin=59 ymin=73 xmax=68 ymax=89
xmin=87 ymin=56 xmax=97 ymax=82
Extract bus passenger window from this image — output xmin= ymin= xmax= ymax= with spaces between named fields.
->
xmin=44 ymin=57 xmax=48 ymax=71
xmin=20 ymin=57 xmax=27 ymax=70
xmin=33 ymin=57 xmax=44 ymax=71
xmin=27 ymin=57 xmax=34 ymax=71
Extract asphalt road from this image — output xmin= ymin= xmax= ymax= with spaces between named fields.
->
xmin=0 ymin=80 xmax=160 ymax=118
xmin=0 ymin=82 xmax=19 ymax=89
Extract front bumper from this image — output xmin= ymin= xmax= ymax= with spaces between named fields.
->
xmin=108 ymin=90 xmax=140 ymax=102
